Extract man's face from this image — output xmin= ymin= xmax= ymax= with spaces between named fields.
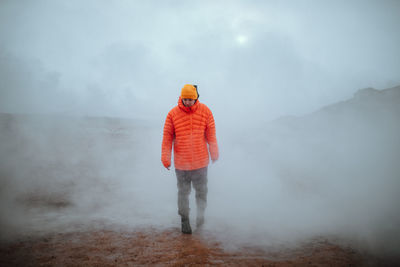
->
xmin=182 ymin=98 xmax=196 ymax=107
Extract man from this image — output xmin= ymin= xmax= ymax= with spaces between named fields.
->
xmin=161 ymin=84 xmax=219 ymax=234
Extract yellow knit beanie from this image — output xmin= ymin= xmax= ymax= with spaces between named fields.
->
xmin=181 ymin=84 xmax=198 ymax=99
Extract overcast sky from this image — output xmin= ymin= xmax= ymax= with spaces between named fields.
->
xmin=1 ymin=0 xmax=399 ymax=121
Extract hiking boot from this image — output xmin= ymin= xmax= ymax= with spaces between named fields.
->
xmin=181 ymin=217 xmax=192 ymax=234
xmin=196 ymin=216 xmax=204 ymax=228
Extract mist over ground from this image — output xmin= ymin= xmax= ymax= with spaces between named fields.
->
xmin=1 ymin=86 xmax=399 ymax=260
xmin=1 ymin=0 xmax=400 ymax=263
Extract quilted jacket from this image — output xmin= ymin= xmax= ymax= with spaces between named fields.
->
xmin=161 ymin=97 xmax=219 ymax=170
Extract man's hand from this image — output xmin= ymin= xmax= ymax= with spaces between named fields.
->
xmin=162 ymin=160 xmax=171 ymax=170
xmin=212 ymin=159 xmax=218 ymax=164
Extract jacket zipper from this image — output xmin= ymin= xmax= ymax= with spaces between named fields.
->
xmin=190 ymin=111 xmax=193 ymax=169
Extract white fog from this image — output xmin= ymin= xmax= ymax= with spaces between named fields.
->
xmin=1 ymin=0 xmax=399 ymax=265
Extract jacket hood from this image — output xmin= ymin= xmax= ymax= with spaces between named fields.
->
xmin=178 ymin=96 xmax=200 ymax=113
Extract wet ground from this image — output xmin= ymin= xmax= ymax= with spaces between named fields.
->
xmin=0 ymin=227 xmax=368 ymax=266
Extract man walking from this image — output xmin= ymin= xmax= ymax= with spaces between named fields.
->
xmin=161 ymin=84 xmax=219 ymax=234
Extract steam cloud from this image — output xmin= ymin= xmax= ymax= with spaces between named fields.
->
xmin=1 ymin=0 xmax=400 ymax=260
xmin=1 ymin=86 xmax=400 ymax=259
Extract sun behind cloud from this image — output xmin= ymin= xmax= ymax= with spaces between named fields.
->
xmin=236 ymin=35 xmax=248 ymax=45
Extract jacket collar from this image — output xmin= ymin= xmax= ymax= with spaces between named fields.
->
xmin=178 ymin=96 xmax=199 ymax=113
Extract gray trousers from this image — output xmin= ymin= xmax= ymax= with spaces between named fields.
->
xmin=175 ymin=167 xmax=208 ymax=219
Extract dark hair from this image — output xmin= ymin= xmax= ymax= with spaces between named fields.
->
xmin=193 ymin=85 xmax=199 ymax=99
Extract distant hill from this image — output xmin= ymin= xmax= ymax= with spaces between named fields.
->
xmin=270 ymin=85 xmax=400 ymax=132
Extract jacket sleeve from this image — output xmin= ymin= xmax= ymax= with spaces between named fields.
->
xmin=161 ymin=112 xmax=174 ymax=168
xmin=205 ymin=110 xmax=219 ymax=161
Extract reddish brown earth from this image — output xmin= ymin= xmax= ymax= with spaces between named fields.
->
xmin=0 ymin=227 xmax=375 ymax=266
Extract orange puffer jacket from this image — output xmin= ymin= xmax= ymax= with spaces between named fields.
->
xmin=162 ymin=97 xmax=219 ymax=170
